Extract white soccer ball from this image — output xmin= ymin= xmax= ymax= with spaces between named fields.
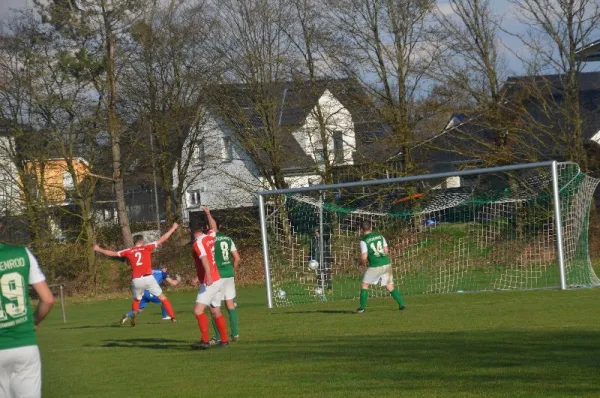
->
xmin=314 ymin=288 xmax=323 ymax=296
xmin=277 ymin=289 xmax=287 ymax=298
xmin=308 ymin=259 xmax=319 ymax=270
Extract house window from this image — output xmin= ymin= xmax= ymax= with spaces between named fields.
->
xmin=63 ymin=171 xmax=74 ymax=190
xmin=314 ymin=147 xmax=324 ymax=164
xmin=333 ymin=131 xmax=344 ymax=163
xmin=222 ymin=137 xmax=233 ymax=162
xmin=188 ymin=190 xmax=201 ymax=207
xmin=193 ymin=141 xmax=205 ymax=165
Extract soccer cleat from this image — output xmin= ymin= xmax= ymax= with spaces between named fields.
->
xmin=120 ymin=314 xmax=128 ymax=325
xmin=355 ymin=308 xmax=365 ymax=314
xmin=190 ymin=341 xmax=211 ymax=350
xmin=327 ymin=289 xmax=333 ymax=295
xmin=229 ymin=335 xmax=239 ymax=342
xmin=171 ymin=318 xmax=178 ymax=323
xmin=208 ymin=338 xmax=218 ymax=346
xmin=399 ymin=306 xmax=406 ymax=311
xmin=162 ymin=316 xmax=172 ymax=320
xmin=216 ymin=341 xmax=229 ymax=348
xmin=130 ymin=312 xmax=137 ymax=327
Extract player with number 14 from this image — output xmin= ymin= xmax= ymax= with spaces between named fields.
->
xmin=356 ymin=220 xmax=405 ymax=313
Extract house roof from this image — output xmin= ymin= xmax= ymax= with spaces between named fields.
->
xmin=208 ymin=79 xmax=392 ymax=171
xmin=576 ymin=40 xmax=600 ymax=62
xmin=505 ymin=71 xmax=600 ymax=95
xmin=415 ymin=72 xmax=600 ymax=171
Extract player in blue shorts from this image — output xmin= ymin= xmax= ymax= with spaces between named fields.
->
xmin=119 ymin=266 xmax=181 ymax=324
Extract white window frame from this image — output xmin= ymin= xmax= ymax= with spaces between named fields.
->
xmin=222 ymin=137 xmax=233 ymax=162
xmin=63 ymin=171 xmax=74 ymax=191
xmin=333 ymin=131 xmax=345 ymax=163
xmin=193 ymin=141 xmax=205 ymax=165
xmin=188 ymin=189 xmax=202 ymax=208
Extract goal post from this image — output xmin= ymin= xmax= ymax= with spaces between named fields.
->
xmin=258 ymin=161 xmax=600 ymax=308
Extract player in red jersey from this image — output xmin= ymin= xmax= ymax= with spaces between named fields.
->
xmin=94 ymin=223 xmax=179 ymax=326
xmin=190 ymin=207 xmax=229 ymax=350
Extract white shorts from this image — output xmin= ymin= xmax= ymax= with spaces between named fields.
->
xmin=362 ymin=264 xmax=394 ymax=286
xmin=196 ymin=279 xmax=223 ymax=307
xmin=0 ymin=345 xmax=41 ymax=398
xmin=132 ymin=275 xmax=162 ymax=300
xmin=220 ymin=277 xmax=236 ymax=301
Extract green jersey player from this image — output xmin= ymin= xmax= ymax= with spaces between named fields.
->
xmin=355 ymin=220 xmax=405 ymax=313
xmin=209 ymin=222 xmax=241 ymax=343
xmin=0 ymin=243 xmax=54 ymax=397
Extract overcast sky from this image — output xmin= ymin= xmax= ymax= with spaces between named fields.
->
xmin=0 ymin=0 xmax=598 ymax=76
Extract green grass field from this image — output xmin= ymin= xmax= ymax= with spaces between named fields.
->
xmin=38 ymin=286 xmax=600 ymax=397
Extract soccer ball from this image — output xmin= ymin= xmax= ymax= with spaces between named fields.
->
xmin=314 ymin=287 xmax=323 ymax=296
xmin=277 ymin=289 xmax=287 ymax=298
xmin=308 ymin=260 xmax=319 ymax=270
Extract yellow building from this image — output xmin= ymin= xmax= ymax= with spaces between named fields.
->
xmin=24 ymin=158 xmax=90 ymax=205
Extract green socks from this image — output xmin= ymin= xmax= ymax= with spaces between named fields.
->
xmin=211 ymin=308 xmax=239 ymax=340
xmin=211 ymin=317 xmax=221 ymax=341
xmin=228 ymin=308 xmax=239 ymax=336
xmin=390 ymin=288 xmax=404 ymax=307
xmin=359 ymin=289 xmax=369 ymax=309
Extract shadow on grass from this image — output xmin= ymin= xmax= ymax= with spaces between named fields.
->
xmin=60 ymin=324 xmax=122 ymax=330
xmin=246 ymin=330 xmax=600 ymax=395
xmin=276 ymin=309 xmax=356 ymax=315
xmin=95 ymin=338 xmax=188 ymax=350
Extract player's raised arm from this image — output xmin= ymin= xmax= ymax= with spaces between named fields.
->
xmin=204 ymin=207 xmax=217 ymax=232
xmin=94 ymin=244 xmax=120 ymax=257
xmin=156 ymin=223 xmax=179 ymax=246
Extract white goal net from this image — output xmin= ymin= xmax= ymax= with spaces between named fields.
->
xmin=259 ymin=162 xmax=600 ymax=307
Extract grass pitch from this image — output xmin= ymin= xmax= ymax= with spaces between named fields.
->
xmin=38 ymin=286 xmax=600 ymax=397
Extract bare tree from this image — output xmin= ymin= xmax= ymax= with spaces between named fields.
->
xmin=36 ymin=0 xmax=143 ymax=246
xmin=123 ymin=0 xmax=215 ymax=222
xmin=208 ymin=0 xmax=295 ymax=190
xmin=506 ymin=0 xmax=600 ymax=170
xmin=325 ymin=0 xmax=443 ymax=172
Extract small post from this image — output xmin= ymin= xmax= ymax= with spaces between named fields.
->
xmin=319 ymin=192 xmax=325 ymax=300
xmin=59 ymin=285 xmax=66 ymax=323
xmin=551 ymin=161 xmax=567 ymax=290
xmin=259 ymin=194 xmax=274 ymax=308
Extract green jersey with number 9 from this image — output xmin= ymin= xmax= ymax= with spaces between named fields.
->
xmin=0 ymin=244 xmax=44 ymax=350
xmin=214 ymin=232 xmax=237 ymax=278
xmin=360 ymin=232 xmax=390 ymax=267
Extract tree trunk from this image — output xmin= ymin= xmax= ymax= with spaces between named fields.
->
xmin=105 ymin=22 xmax=132 ymax=247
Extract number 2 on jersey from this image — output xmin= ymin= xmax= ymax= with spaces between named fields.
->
xmin=370 ymin=241 xmax=385 ymax=257
xmin=0 ymin=272 xmax=26 ymax=321
xmin=134 ymin=252 xmax=143 ymax=266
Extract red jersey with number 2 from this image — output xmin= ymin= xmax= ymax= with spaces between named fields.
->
xmin=118 ymin=242 xmax=158 ymax=279
xmin=193 ymin=230 xmax=220 ymax=284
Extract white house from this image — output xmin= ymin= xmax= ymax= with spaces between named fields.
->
xmin=175 ymin=79 xmax=392 ymax=223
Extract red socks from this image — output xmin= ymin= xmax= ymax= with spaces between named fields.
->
xmin=196 ymin=313 xmax=209 ymax=342
xmin=132 ymin=299 xmax=140 ymax=312
xmin=161 ymin=298 xmax=176 ymax=319
xmin=215 ymin=315 xmax=228 ymax=343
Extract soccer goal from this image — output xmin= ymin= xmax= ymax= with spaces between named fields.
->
xmin=258 ymin=161 xmax=600 ymax=308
